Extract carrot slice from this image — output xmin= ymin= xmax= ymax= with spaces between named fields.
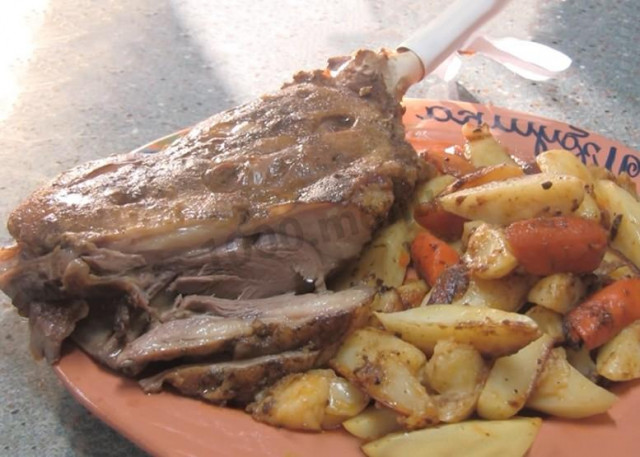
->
xmin=410 ymin=230 xmax=460 ymax=287
xmin=564 ymin=278 xmax=640 ymax=349
xmin=504 ymin=216 xmax=607 ymax=276
xmin=414 ymin=200 xmax=466 ymax=241
xmin=418 ymin=148 xmax=475 ymax=178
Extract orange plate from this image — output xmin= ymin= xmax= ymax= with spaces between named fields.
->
xmin=54 ymin=99 xmax=640 ymax=457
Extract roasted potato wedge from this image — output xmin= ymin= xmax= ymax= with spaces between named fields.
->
xmin=438 ymin=173 xmax=586 ymax=225
xmin=527 ymin=273 xmax=586 ymax=314
xmin=413 ymin=174 xmax=457 ymax=205
xmin=370 ymin=289 xmax=404 ymax=314
xmin=249 ymin=369 xmax=368 ymax=431
xmin=425 ymin=340 xmax=488 ymax=423
xmin=575 ymin=192 xmax=601 ymax=222
xmin=595 ymin=248 xmax=640 ymax=281
xmin=362 ymin=417 xmax=542 ymax=457
xmin=323 ymin=375 xmax=371 ymax=428
xmin=594 ymin=179 xmax=640 ymax=269
xmin=375 ymin=305 xmax=540 ymax=357
xmin=337 ymin=220 xmax=411 ymax=289
xmin=525 ymin=305 xmax=565 ymax=344
xmin=536 ymin=149 xmax=593 ymax=185
xmin=330 ymin=328 xmax=438 ymax=428
xmin=461 ymin=220 xmax=485 ymax=249
xmin=596 ymin=320 xmax=640 ymax=381
xmin=342 ymin=406 xmax=403 ymax=441
xmin=463 ymin=223 xmax=518 ymax=279
xmin=396 ymin=280 xmax=429 ymax=308
xmin=452 ymin=274 xmax=531 ymax=312
xmin=526 ymin=348 xmax=617 ymax=418
xmin=566 ymin=346 xmax=598 ymax=382
xmin=462 ymin=122 xmax=517 ymax=168
xmin=477 ymin=334 xmax=554 ymax=420
xmin=588 ymin=165 xmax=638 ymax=196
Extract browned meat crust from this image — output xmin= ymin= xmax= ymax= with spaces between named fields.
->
xmin=0 ymin=50 xmax=421 ymax=403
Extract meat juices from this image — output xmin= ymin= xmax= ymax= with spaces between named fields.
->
xmin=0 ymin=50 xmax=423 ymax=403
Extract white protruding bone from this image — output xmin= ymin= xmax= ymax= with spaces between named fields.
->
xmin=398 ymin=0 xmax=511 ymax=81
xmin=381 ymin=0 xmax=511 ymax=98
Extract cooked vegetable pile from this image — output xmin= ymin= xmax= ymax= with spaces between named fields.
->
xmin=248 ymin=122 xmax=640 ymax=456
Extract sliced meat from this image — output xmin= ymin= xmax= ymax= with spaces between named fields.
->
xmin=0 ymin=247 xmax=78 ymax=314
xmin=116 ymin=287 xmax=373 ymax=373
xmin=176 ymin=285 xmax=370 ymax=318
xmin=139 ymin=349 xmax=324 ymax=405
xmin=167 ymin=233 xmax=325 ymax=299
xmin=71 ymin=299 xmax=150 ymax=371
xmin=28 ymin=300 xmax=88 ymax=361
xmin=0 ymin=233 xmax=326 ymax=363
xmin=81 ymin=248 xmax=147 ymax=273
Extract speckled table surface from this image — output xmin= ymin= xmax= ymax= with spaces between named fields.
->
xmin=1 ymin=1 xmax=638 ymax=455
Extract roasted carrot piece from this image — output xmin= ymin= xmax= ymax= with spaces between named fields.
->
xmin=564 ymin=278 xmax=640 ymax=349
xmin=418 ymin=148 xmax=475 ymax=178
xmin=410 ymin=230 xmax=460 ymax=287
xmin=504 ymin=216 xmax=607 ymax=276
xmin=414 ymin=200 xmax=466 ymax=241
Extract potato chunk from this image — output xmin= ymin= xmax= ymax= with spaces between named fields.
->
xmin=462 ymin=122 xmax=517 ymax=168
xmin=527 ymin=273 xmax=586 ymax=314
xmin=452 ymin=275 xmax=532 ymax=312
xmin=596 ymin=248 xmax=640 ymax=281
xmin=575 ymin=193 xmax=601 ymax=222
xmin=323 ymin=375 xmax=371 ymax=428
xmin=375 ymin=305 xmax=540 ymax=357
xmin=477 ymin=334 xmax=554 ymax=419
xmin=594 ymin=179 xmax=640 ymax=269
xmin=424 ymin=341 xmax=488 ymax=422
xmin=596 ymin=320 xmax=640 ymax=381
xmin=566 ymin=346 xmax=598 ymax=381
xmin=412 ymin=174 xmax=457 ymax=204
xmin=396 ymin=280 xmax=429 ymax=308
xmin=525 ymin=305 xmax=565 ymax=344
xmin=463 ymin=223 xmax=517 ymax=279
xmin=342 ymin=406 xmax=403 ymax=441
xmin=336 ymin=220 xmax=411 ymax=289
xmin=438 ymin=173 xmax=585 ymax=225
xmin=330 ymin=328 xmax=438 ymax=428
xmin=362 ymin=417 xmax=541 ymax=457
xmin=536 ymin=149 xmax=593 ymax=185
xmin=526 ymin=348 xmax=617 ymax=418
xmin=249 ymin=369 xmax=367 ymax=431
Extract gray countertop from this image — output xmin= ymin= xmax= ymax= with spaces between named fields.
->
xmin=1 ymin=1 xmax=638 ymax=455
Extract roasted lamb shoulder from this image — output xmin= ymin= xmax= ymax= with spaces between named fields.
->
xmin=0 ymin=50 xmax=423 ymax=398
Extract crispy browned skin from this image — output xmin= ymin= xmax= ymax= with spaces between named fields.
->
xmin=140 ymin=349 xmax=327 ymax=405
xmin=7 ymin=51 xmax=418 ymax=258
xmin=427 ymin=264 xmax=469 ymax=305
